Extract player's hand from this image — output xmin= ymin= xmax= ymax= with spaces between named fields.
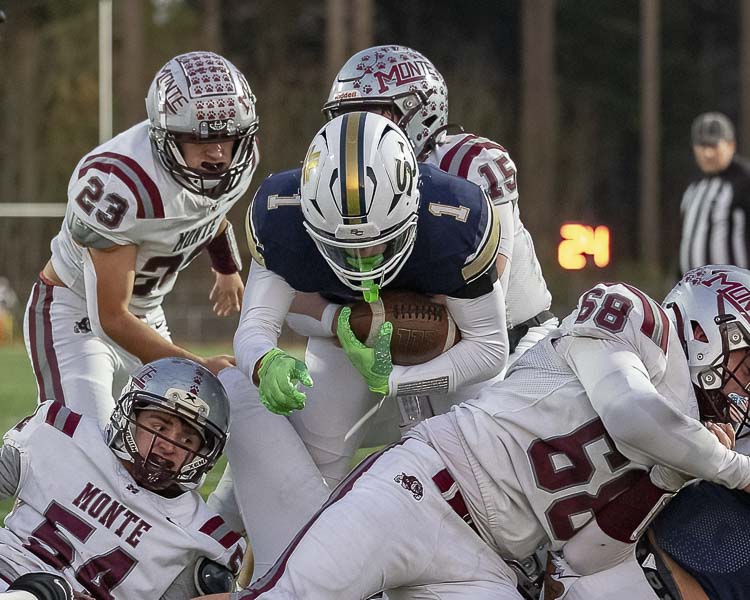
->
xmin=257 ymin=348 xmax=313 ymax=415
xmin=210 ymin=270 xmax=244 ymax=317
xmin=337 ymin=306 xmax=393 ymax=395
xmin=203 ymin=354 xmax=236 ymax=375
xmin=706 ymin=421 xmax=735 ymax=450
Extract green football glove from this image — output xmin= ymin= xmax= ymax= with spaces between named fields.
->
xmin=257 ymin=348 xmax=313 ymax=415
xmin=336 ymin=306 xmax=393 ymax=395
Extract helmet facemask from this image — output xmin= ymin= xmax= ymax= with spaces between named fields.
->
xmin=109 ymin=390 xmax=226 ymax=492
xmin=150 ymin=124 xmax=257 ymax=199
xmin=692 ymin=320 xmax=750 ymax=438
xmin=304 ymin=215 xmax=418 ymax=302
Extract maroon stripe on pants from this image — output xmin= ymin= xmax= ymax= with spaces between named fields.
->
xmin=236 ymin=441 xmax=404 ymax=599
xmin=27 ymin=281 xmax=46 ymax=403
xmin=432 ymin=468 xmax=479 ymax=535
xmin=41 ymin=284 xmax=65 ymax=405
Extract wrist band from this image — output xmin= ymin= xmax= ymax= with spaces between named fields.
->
xmin=207 ymin=222 xmax=243 ymax=274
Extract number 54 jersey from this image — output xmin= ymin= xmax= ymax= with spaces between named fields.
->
xmin=0 ymin=402 xmax=245 ymax=598
xmin=50 ymin=120 xmax=258 ymax=315
xmin=414 ymin=282 xmax=700 ymax=559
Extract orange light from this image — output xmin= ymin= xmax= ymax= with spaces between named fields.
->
xmin=558 ymin=224 xmax=610 ymax=270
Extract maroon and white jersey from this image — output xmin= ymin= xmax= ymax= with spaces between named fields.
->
xmin=424 ymin=133 xmax=551 ymax=326
xmin=0 ymin=402 xmax=245 ymax=598
xmin=414 ymin=283 xmax=750 ymax=559
xmin=50 ymin=121 xmax=258 ymax=315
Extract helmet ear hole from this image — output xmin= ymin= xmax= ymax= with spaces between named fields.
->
xmin=691 ymin=320 xmax=708 ymax=342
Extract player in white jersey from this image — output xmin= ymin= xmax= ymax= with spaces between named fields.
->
xmin=198 ymin=266 xmax=750 ymax=600
xmin=23 ymin=51 xmax=259 ymax=426
xmin=0 ymin=357 xmax=245 ymax=600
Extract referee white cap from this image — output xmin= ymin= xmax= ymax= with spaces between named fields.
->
xmin=691 ymin=112 xmax=735 ymax=146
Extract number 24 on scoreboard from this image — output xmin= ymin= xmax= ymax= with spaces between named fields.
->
xmin=558 ymin=223 xmax=610 ymax=270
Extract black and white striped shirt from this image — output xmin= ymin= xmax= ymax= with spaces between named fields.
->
xmin=679 ymin=156 xmax=750 ymax=275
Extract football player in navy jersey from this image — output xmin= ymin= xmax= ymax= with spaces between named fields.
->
xmin=218 ymin=111 xmax=507 ymax=578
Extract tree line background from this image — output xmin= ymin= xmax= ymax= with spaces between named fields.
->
xmin=0 ymin=0 xmax=745 ymax=343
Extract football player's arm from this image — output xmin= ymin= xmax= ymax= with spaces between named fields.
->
xmin=388 ymin=273 xmax=507 ymax=397
xmin=207 ymin=218 xmax=244 ymax=317
xmin=565 ymin=336 xmax=750 ymax=489
xmin=0 ymin=442 xmax=21 ymax=500
xmin=233 ymin=260 xmax=296 ymax=384
xmin=494 ymin=201 xmax=513 ymax=292
xmin=85 ymin=246 xmax=231 ymax=374
xmin=285 ymin=292 xmax=342 ymax=338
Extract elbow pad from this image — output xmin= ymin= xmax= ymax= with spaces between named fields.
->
xmin=194 ymin=557 xmax=235 ymax=595
xmin=8 ymin=573 xmax=74 ymax=600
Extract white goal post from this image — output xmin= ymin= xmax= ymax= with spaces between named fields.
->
xmin=0 ymin=204 xmax=67 ymax=218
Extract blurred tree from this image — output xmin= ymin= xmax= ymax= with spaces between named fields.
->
xmin=121 ymin=0 xmax=146 ymax=129
xmin=640 ymin=0 xmax=660 ymax=269
xmin=520 ymin=0 xmax=558 ymax=263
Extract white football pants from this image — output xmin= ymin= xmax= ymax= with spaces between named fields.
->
xmin=23 ymin=280 xmax=168 ymax=427
xmin=238 ymin=438 xmax=519 ymax=600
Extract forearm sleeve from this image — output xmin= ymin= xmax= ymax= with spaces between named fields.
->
xmin=565 ymin=337 xmax=750 ymax=489
xmin=389 ymin=284 xmax=507 ymax=396
xmin=233 ymin=262 xmax=296 ymax=381
xmin=0 ymin=443 xmax=21 ymax=500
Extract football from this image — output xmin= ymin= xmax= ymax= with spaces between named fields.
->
xmin=347 ymin=290 xmax=461 ymax=366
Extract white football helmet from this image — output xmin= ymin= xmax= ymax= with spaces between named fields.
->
xmin=664 ymin=265 xmax=750 ymax=436
xmin=324 ymin=45 xmax=448 ymax=159
xmin=146 ymin=51 xmax=259 ymax=199
xmin=300 ymin=111 xmax=420 ymax=301
xmin=106 ymin=357 xmax=230 ymax=491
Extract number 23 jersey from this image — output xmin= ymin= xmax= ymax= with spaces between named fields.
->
xmin=50 ymin=120 xmax=258 ymax=315
xmin=0 ymin=401 xmax=245 ymax=599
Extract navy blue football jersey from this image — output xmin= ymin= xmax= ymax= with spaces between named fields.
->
xmin=246 ymin=163 xmax=500 ymax=302
xmin=651 ymin=481 xmax=750 ymax=599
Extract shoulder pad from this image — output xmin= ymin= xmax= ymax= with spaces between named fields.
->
xmin=435 ymin=133 xmax=518 ymax=206
xmin=562 ymin=282 xmax=671 ymax=355
xmin=8 ymin=572 xmax=74 ymax=600
xmin=246 ymin=168 xmax=303 ymax=266
xmin=194 ymin=557 xmax=235 ymax=595
xmin=68 ymin=213 xmax=119 ymax=249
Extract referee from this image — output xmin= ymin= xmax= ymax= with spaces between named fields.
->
xmin=678 ymin=112 xmax=750 ymax=275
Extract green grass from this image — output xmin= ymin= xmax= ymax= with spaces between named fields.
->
xmin=0 ymin=343 xmax=378 ymax=521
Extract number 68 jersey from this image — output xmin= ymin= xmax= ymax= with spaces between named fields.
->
xmin=49 ymin=121 xmax=258 ymax=316
xmin=0 ymin=401 xmax=245 ymax=598
xmin=416 ymin=282 xmax=701 ymax=559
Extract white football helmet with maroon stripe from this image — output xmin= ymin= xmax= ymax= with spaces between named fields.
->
xmin=300 ymin=112 xmax=420 ymax=301
xmin=664 ymin=265 xmax=750 ymax=436
xmin=107 ymin=357 xmax=230 ymax=490
xmin=146 ymin=51 xmax=259 ymax=199
xmin=324 ymin=45 xmax=448 ymax=159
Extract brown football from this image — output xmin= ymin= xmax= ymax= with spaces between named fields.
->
xmin=347 ymin=290 xmax=461 ymax=366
